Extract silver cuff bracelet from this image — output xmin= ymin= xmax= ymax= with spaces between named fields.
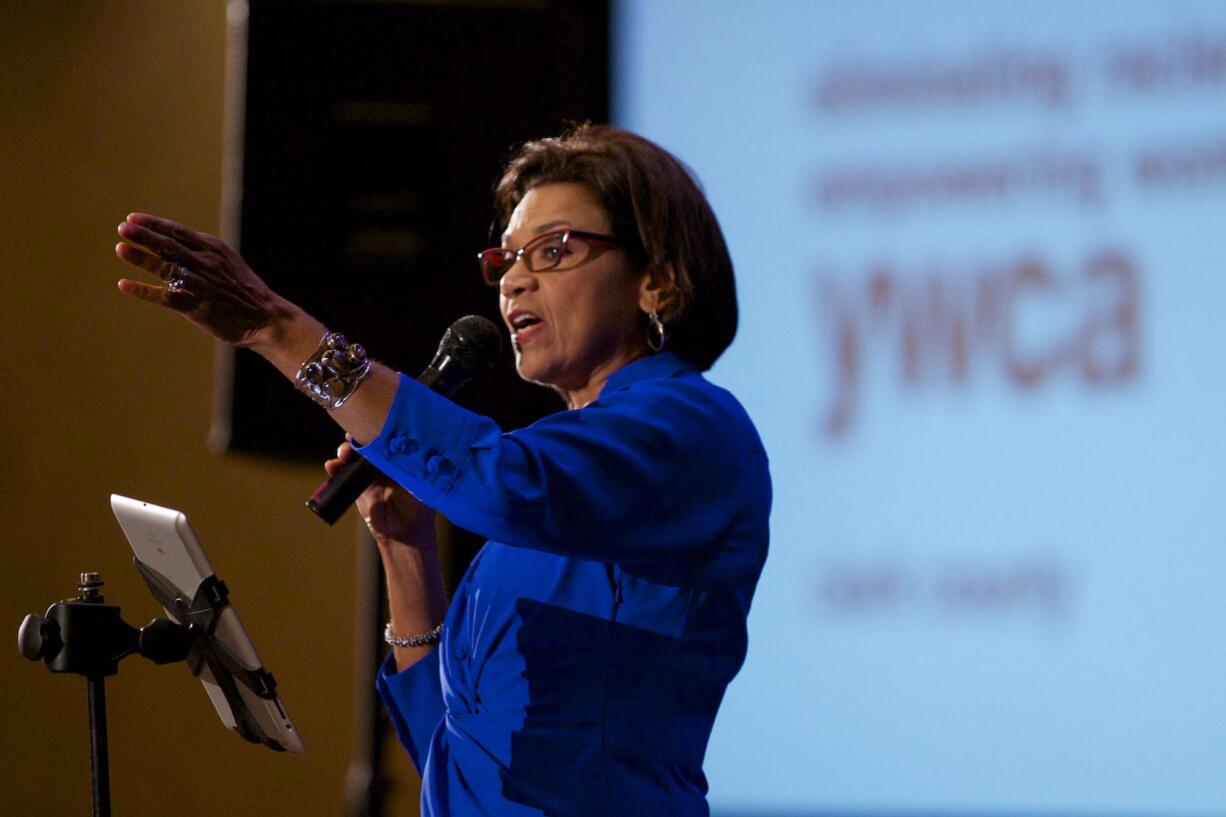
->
xmin=294 ymin=331 xmax=373 ymax=410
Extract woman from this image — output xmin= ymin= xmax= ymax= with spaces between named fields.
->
xmin=116 ymin=125 xmax=770 ymax=816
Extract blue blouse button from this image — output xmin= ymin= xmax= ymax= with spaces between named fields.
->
xmin=426 ymin=454 xmax=452 ymax=475
xmin=389 ymin=435 xmax=418 ymax=455
xmin=454 ymin=644 xmax=469 ymax=661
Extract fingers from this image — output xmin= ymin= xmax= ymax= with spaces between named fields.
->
xmin=115 ymin=217 xmax=221 ymax=302
xmin=116 ymin=278 xmax=170 ymax=307
xmin=115 ymin=241 xmax=177 ymax=280
xmin=323 ymin=439 xmax=355 ymax=475
xmin=117 ymin=275 xmax=200 ymax=312
xmin=125 ymin=212 xmax=216 ymax=253
xmin=118 ymin=220 xmax=198 ymax=267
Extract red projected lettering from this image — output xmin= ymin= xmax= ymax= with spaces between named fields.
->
xmin=817 ymin=556 xmax=1070 ymax=620
xmin=1135 ymin=136 xmax=1226 ymax=189
xmin=816 ymin=249 xmax=1140 ymax=438
xmin=816 ymin=150 xmax=1103 ymax=214
xmin=1107 ymin=33 xmax=1226 ymax=94
xmin=814 ymin=49 xmax=1071 ymax=113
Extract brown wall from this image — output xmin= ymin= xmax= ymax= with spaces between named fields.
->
xmin=1 ymin=3 xmax=417 ymax=814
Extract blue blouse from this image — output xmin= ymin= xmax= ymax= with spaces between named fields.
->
xmin=356 ymin=350 xmax=771 ymax=817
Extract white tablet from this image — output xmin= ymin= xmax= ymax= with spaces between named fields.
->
xmin=110 ymin=494 xmax=305 ymax=754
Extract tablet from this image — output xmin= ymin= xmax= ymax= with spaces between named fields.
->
xmin=110 ymin=494 xmax=305 ymax=754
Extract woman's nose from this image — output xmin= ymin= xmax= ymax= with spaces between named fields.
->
xmin=499 ymin=260 xmax=536 ymax=297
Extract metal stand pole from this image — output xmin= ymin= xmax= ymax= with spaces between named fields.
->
xmin=345 ymin=523 xmax=388 ymax=817
xmin=87 ymin=673 xmax=111 ymax=817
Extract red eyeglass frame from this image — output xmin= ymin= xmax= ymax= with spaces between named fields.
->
xmin=477 ymin=229 xmax=621 ymax=286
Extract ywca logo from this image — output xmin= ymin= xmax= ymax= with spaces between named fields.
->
xmin=815 ymin=247 xmax=1140 ymax=439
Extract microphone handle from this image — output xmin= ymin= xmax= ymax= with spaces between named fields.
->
xmin=307 ymin=454 xmax=378 ymax=526
xmin=305 ymin=361 xmax=465 ymax=525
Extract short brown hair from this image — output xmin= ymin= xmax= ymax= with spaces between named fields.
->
xmin=494 ymin=124 xmax=737 ymax=371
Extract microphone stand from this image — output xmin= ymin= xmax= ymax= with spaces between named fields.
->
xmin=18 ymin=572 xmax=196 ymax=817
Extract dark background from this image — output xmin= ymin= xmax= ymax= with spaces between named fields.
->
xmin=224 ymin=0 xmax=611 ymax=460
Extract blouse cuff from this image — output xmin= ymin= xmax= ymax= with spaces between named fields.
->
xmin=354 ymin=373 xmax=482 ymax=504
xmin=375 ymin=649 xmax=445 ymax=773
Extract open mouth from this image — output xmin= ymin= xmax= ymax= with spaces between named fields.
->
xmin=511 ymin=313 xmax=541 ymax=331
xmin=508 ymin=311 xmax=544 ymax=345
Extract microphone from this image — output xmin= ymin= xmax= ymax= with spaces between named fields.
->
xmin=306 ymin=315 xmax=503 ymax=525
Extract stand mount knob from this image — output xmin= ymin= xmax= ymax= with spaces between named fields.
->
xmin=139 ymin=618 xmax=193 ymax=664
xmin=18 ymin=614 xmax=62 ymax=662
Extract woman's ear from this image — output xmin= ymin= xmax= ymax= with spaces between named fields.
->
xmin=638 ymin=263 xmax=678 ymax=316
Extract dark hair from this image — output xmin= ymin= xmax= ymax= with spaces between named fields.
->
xmin=494 ymin=124 xmax=737 ymax=371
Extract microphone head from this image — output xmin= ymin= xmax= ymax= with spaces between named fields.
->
xmin=436 ymin=315 xmax=503 ymax=373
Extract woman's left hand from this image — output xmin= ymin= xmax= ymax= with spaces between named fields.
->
xmin=115 ymin=212 xmax=297 ymax=348
xmin=325 ymin=437 xmax=438 ymax=548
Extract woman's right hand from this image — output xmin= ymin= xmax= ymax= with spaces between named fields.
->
xmin=115 ymin=212 xmax=302 ymax=349
xmin=325 ymin=438 xmax=437 ymax=548
xmin=116 ymin=212 xmax=398 ymax=448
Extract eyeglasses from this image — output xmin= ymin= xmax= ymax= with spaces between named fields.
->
xmin=478 ymin=229 xmax=621 ymax=287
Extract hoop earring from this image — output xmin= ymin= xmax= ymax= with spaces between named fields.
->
xmin=646 ymin=310 xmax=667 ymax=352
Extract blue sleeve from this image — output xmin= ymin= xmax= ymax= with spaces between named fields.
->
xmin=355 ymin=372 xmax=765 ymax=563
xmin=374 ymin=650 xmax=444 ymax=773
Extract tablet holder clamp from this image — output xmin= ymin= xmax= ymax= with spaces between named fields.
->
xmin=17 ymin=568 xmax=269 ymax=817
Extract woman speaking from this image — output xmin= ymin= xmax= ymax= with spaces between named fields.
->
xmin=115 ymin=125 xmax=770 ymax=816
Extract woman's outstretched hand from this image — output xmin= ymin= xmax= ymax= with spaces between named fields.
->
xmin=115 ymin=212 xmax=299 ymax=348
xmin=115 ymin=211 xmax=397 ymax=448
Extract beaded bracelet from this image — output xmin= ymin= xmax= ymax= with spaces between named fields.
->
xmin=294 ymin=331 xmax=372 ymax=410
xmin=384 ymin=622 xmax=443 ymax=648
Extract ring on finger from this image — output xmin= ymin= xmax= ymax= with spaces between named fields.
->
xmin=167 ymin=264 xmax=190 ymax=293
